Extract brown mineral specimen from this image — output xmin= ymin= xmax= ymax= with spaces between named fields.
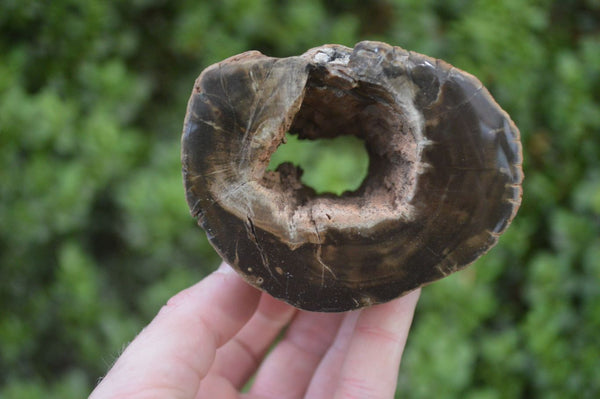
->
xmin=181 ymin=41 xmax=523 ymax=312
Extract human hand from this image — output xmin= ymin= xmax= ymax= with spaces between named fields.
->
xmin=90 ymin=262 xmax=420 ymax=399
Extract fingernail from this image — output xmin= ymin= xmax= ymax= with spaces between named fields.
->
xmin=216 ymin=262 xmax=237 ymax=274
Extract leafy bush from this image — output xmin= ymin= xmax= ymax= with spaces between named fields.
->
xmin=1 ymin=0 xmax=598 ymax=397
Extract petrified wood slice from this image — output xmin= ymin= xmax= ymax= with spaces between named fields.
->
xmin=181 ymin=41 xmax=523 ymax=312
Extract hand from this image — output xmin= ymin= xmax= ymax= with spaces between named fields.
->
xmin=90 ymin=262 xmax=420 ymax=399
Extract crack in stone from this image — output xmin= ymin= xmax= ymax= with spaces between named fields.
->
xmin=309 ymin=208 xmax=336 ymax=288
xmin=246 ymin=216 xmax=281 ymax=287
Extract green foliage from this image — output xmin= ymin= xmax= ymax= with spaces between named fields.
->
xmin=1 ymin=0 xmax=598 ymax=397
xmin=268 ymin=133 xmax=370 ymax=195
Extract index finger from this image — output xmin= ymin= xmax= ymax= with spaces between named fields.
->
xmin=90 ymin=263 xmax=261 ymax=399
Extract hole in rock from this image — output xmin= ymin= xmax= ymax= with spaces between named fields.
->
xmin=267 ymin=132 xmax=369 ymax=196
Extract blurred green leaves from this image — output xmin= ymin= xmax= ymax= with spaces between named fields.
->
xmin=268 ymin=133 xmax=370 ymax=195
xmin=1 ymin=0 xmax=599 ymax=398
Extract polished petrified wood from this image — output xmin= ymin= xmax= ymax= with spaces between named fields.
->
xmin=181 ymin=41 xmax=523 ymax=312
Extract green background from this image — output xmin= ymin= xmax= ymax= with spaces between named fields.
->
xmin=1 ymin=0 xmax=599 ymax=397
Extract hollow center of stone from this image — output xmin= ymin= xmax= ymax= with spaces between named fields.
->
xmin=267 ymin=132 xmax=369 ymax=196
xmin=254 ymin=57 xmax=421 ymax=246
xmin=276 ymin=67 xmax=420 ymax=206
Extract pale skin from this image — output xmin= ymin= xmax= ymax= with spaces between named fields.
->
xmin=90 ymin=262 xmax=420 ymax=399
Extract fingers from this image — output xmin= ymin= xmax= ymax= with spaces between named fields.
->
xmin=207 ymin=293 xmax=298 ymax=388
xmin=91 ymin=261 xmax=420 ymax=399
xmin=90 ymin=263 xmax=261 ymax=399
xmin=248 ymin=310 xmax=345 ymax=399
xmin=333 ymin=289 xmax=421 ymax=399
xmin=194 ymin=375 xmax=239 ymax=399
xmin=303 ymin=310 xmax=361 ymax=398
